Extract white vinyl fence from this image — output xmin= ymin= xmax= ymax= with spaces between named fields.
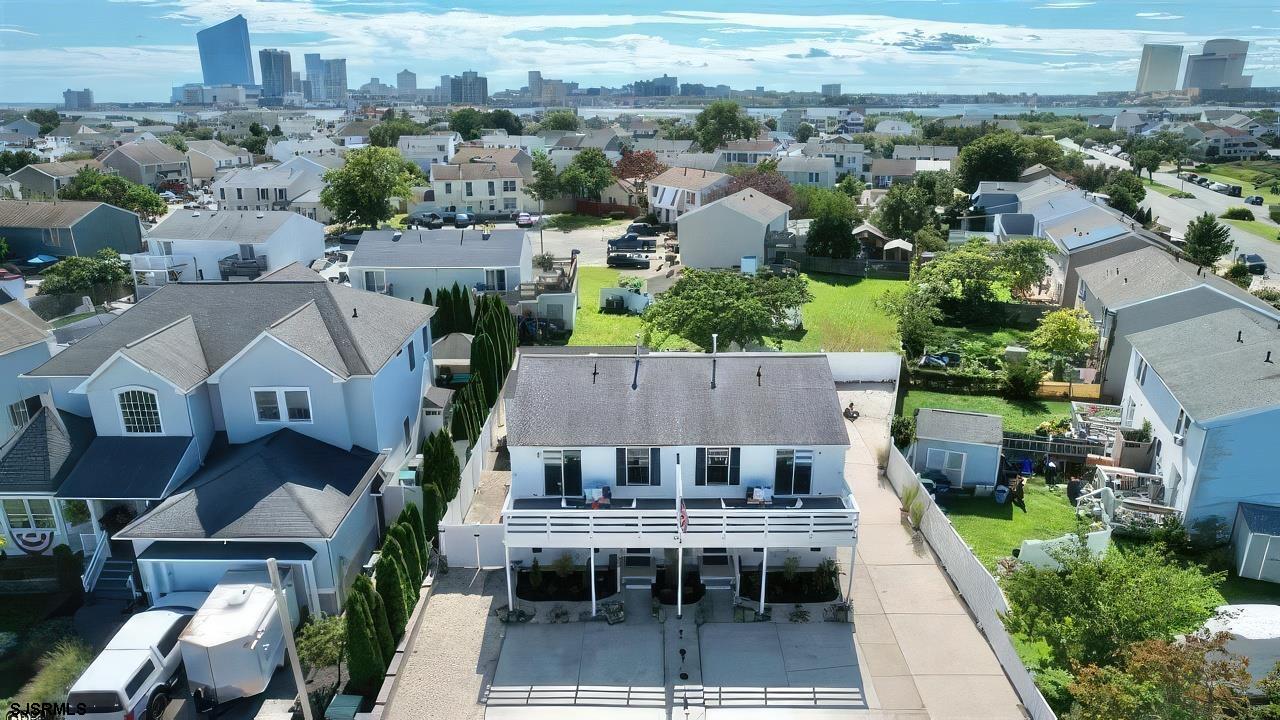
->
xmin=441 ymin=411 xmax=496 ymax=525
xmin=887 ymin=445 xmax=1058 ymax=720
xmin=438 ymin=523 xmax=506 ymax=569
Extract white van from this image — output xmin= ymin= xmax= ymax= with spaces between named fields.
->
xmin=66 ymin=609 xmax=193 ymax=720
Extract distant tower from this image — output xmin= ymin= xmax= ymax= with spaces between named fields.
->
xmin=397 ymin=69 xmax=417 ymax=97
xmin=1183 ymin=39 xmax=1251 ymax=90
xmin=196 ymin=14 xmax=255 ymax=86
xmin=1135 ymin=44 xmax=1184 ymax=93
xmin=258 ymin=49 xmax=293 ymax=99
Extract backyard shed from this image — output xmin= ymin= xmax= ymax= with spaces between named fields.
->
xmin=1234 ymin=503 xmax=1280 ymax=583
xmin=911 ymin=408 xmax=1003 ymax=489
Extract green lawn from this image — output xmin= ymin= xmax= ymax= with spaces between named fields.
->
xmin=566 ymin=267 xmax=694 ymax=349
xmin=50 ymin=309 xmax=101 ymax=328
xmin=942 ymin=478 xmax=1081 ymax=570
xmin=901 ymin=389 xmax=1071 ymax=434
xmin=775 ymin=274 xmax=904 ymax=352
xmin=930 ymin=323 xmax=1033 ymax=364
xmin=1223 ymin=217 xmax=1280 ymax=242
xmin=545 ymin=213 xmax=626 ymax=232
xmin=1143 ymin=178 xmax=1182 ymax=197
xmin=1198 ymin=162 xmax=1280 ymax=204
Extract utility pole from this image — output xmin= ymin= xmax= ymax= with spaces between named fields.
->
xmin=267 ymin=558 xmax=313 ymax=720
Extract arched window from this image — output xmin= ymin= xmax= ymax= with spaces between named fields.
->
xmin=117 ymin=388 xmax=162 ymax=434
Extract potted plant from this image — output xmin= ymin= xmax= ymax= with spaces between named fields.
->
xmin=900 ymin=483 xmax=921 ymax=523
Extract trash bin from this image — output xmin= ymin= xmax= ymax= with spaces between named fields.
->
xmin=994 ymin=485 xmax=1010 ymax=504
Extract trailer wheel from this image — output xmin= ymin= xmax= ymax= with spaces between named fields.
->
xmin=148 ymin=687 xmax=171 ymax=720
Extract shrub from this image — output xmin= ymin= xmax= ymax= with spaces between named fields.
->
xmin=551 ymin=552 xmax=576 ymax=579
xmin=295 ymin=613 xmax=344 ymax=674
xmin=1270 ymin=207 xmax=1280 ymax=224
xmin=352 ymin=575 xmax=393 ymax=662
xmin=400 ymin=504 xmax=428 ymax=561
xmin=1170 ymin=191 xmax=1196 ymax=199
xmin=60 ymin=500 xmax=90 ymax=527
xmin=420 ymin=484 xmax=441 ymax=544
xmin=12 ymin=639 xmax=93 ymax=708
xmin=1224 ymin=262 xmax=1251 ymax=288
xmin=1220 ymin=206 xmax=1255 ymax=221
xmin=890 ymin=415 xmax=915 ymax=449
xmin=379 ymin=535 xmax=417 ymax=614
xmin=374 ymin=550 xmax=410 ymax=638
xmin=529 ymin=558 xmax=543 ymax=589
xmin=343 ymin=592 xmax=384 ymax=698
xmin=532 ymin=253 xmax=555 ymax=271
xmin=390 ymin=523 xmax=422 ymax=586
xmin=1002 ymin=360 xmax=1042 ymax=400
xmin=51 ymin=544 xmax=83 ymax=595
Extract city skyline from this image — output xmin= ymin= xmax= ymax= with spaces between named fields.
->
xmin=1 ymin=1 xmax=1279 ymax=103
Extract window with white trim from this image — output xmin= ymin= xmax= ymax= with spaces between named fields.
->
xmin=502 ymin=180 xmax=516 ymax=192
xmin=364 ymin=270 xmax=386 ymax=293
xmin=117 ymin=389 xmax=162 ymax=434
xmin=3 ymin=498 xmax=56 ymax=530
xmin=253 ymin=388 xmax=312 ymax=423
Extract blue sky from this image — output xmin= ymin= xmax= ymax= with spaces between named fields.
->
xmin=0 ymin=0 xmax=1278 ymax=102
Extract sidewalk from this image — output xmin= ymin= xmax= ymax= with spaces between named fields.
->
xmin=838 ymin=385 xmax=1026 ymax=720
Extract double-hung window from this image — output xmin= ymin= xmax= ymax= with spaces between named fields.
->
xmin=696 ymin=447 xmax=739 ymax=486
xmin=364 ymin=270 xmax=386 ymax=293
xmin=487 ymin=181 xmax=495 ymax=196
xmin=7 ymin=396 xmax=40 ymax=429
xmin=543 ymin=450 xmax=582 ymax=496
xmin=774 ymin=449 xmax=813 ymax=495
xmin=3 ymin=498 xmax=56 ymax=530
xmin=616 ymin=447 xmax=660 ymax=486
xmin=465 ymin=182 xmax=473 ymax=197
xmin=117 ymin=388 xmax=162 ymax=434
xmin=253 ymin=388 xmax=312 ymax=423
xmin=503 ymin=180 xmax=516 ymax=192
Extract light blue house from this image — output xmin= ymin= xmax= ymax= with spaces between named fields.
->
xmin=911 ymin=408 xmax=1003 ymax=489
xmin=14 ymin=263 xmax=435 ymax=611
xmin=1121 ymin=308 xmax=1280 ymax=537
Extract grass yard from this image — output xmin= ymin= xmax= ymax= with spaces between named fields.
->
xmin=775 ymin=274 xmax=904 ymax=352
xmin=1223 ymin=217 xmax=1280 ymax=242
xmin=50 ymin=309 xmax=103 ymax=328
xmin=900 ymin=389 xmax=1071 ymax=434
xmin=545 ymin=213 xmax=626 ymax=233
xmin=941 ymin=478 xmax=1080 ymax=570
xmin=566 ymin=267 xmax=695 ymax=349
xmin=930 ymin=323 xmax=1033 ymax=357
xmin=1143 ymin=178 xmax=1182 ymax=197
xmin=1199 ymin=162 xmax=1280 ymax=204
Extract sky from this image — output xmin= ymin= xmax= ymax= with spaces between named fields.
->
xmin=0 ymin=0 xmax=1278 ymax=103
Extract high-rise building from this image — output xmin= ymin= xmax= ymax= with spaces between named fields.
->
xmin=528 ymin=70 xmax=543 ymax=102
xmin=196 ymin=14 xmax=255 ymax=87
xmin=304 ymin=53 xmax=325 ymax=100
xmin=1183 ymin=39 xmax=1252 ymax=90
xmin=1135 ymin=44 xmax=1184 ymax=93
xmin=258 ymin=49 xmax=293 ymax=99
xmin=324 ymin=59 xmax=348 ymax=103
xmin=397 ymin=69 xmax=417 ymax=97
xmin=291 ymin=71 xmax=303 ymax=94
xmin=63 ymin=88 xmax=93 ymax=110
xmin=439 ymin=75 xmax=452 ymax=103
xmin=449 ymin=71 xmax=488 ymax=104
xmin=821 ymin=83 xmax=841 ymax=97
xmin=632 ymin=74 xmax=678 ymax=96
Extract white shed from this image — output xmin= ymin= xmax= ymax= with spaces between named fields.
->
xmin=1234 ymin=503 xmax=1280 ymax=583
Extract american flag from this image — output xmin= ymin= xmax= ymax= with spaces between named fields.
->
xmin=678 ymin=499 xmax=688 ymax=534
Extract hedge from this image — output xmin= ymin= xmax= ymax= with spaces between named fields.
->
xmin=907 ymin=367 xmax=1004 ymax=394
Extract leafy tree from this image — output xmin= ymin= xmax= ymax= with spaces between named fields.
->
xmin=997 ymin=237 xmax=1055 ymax=298
xmin=715 ymin=162 xmax=794 ymax=207
xmin=343 ymin=591 xmax=384 ymax=697
xmin=795 ymin=122 xmax=815 ymax=143
xmin=161 ymin=134 xmax=188 ymax=152
xmin=914 ymin=240 xmax=1004 ymax=318
xmin=1105 ymin=186 xmax=1138 ymax=218
xmin=657 ymin=119 xmax=697 ymax=142
xmin=803 ymin=188 xmax=861 ymax=258
xmin=613 ymin=150 xmax=668 ymax=208
xmin=374 ymin=540 xmax=411 ymax=635
xmin=693 ymin=100 xmax=758 ymax=152
xmin=27 ymin=108 xmax=60 ymax=135
xmin=955 ymin=131 xmax=1028 ymax=192
xmin=1183 ymin=212 xmax=1233 ymax=267
xmin=540 ymin=110 xmax=580 ymax=131
xmin=872 ymin=183 xmax=931 ymax=239
xmin=642 ymin=269 xmax=812 ymax=349
xmin=1132 ymin=149 xmax=1162 ymax=180
xmin=389 ymin=522 xmax=422 ymax=586
xmin=912 ymin=226 xmax=948 ymax=254
xmin=763 ymin=117 xmax=777 ymax=131
xmin=248 ymin=122 xmax=266 ymax=137
xmin=1100 ymin=170 xmax=1146 ymax=216
xmin=470 ymin=332 xmax=499 ymax=407
xmin=523 ymin=149 xmax=561 ymax=210
xmin=320 ymin=147 xmax=416 ymax=228
xmin=557 ymin=147 xmax=614 ymax=199
xmin=351 ymin=575 xmax=393 ymax=663
xmin=1021 ymin=134 xmax=1066 ymax=170
xmin=1066 ymin=633 xmax=1250 ymax=720
xmin=876 ymin=282 xmax=941 ymax=357
xmin=1031 ymin=307 xmax=1098 ymax=384
xmin=448 ymin=108 xmax=486 ymax=141
xmin=59 ymin=167 xmax=166 ymax=218
xmin=1003 ymin=541 xmax=1223 ymax=670
xmin=37 ymin=249 xmax=129 ymax=297
xmin=237 ymin=133 xmax=267 ymax=155
xmin=0 ymin=149 xmax=41 ymax=175
xmin=912 ymin=170 xmax=956 ymax=206
xmin=295 ymin=613 xmax=345 ymax=677
xmin=369 ymin=117 xmax=427 ymax=148
xmin=837 ymin=174 xmax=865 ymax=198
xmin=485 ymin=109 xmax=523 ymax=137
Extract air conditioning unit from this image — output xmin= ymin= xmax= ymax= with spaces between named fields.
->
xmin=1173 ymin=434 xmax=1185 ymax=446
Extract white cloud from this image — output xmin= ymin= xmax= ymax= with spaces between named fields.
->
xmin=1136 ymin=12 xmax=1183 ymax=21
xmin=1034 ymin=2 xmax=1096 ymax=9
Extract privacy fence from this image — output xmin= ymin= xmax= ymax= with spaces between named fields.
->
xmin=886 ymin=445 xmax=1057 ymax=720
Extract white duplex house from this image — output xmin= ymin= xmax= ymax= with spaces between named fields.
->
xmin=429 ymin=161 xmax=530 ymax=219
xmin=211 ymin=156 xmax=333 ymax=223
xmin=1119 ymin=308 xmax=1280 ymax=534
xmin=648 ymin=167 xmax=732 ymax=225
xmin=15 ymin=266 xmax=435 ymax=611
xmin=499 ymin=352 xmax=859 ymax=615
xmin=130 ymin=210 xmax=325 ymax=298
xmin=398 ymin=133 xmax=461 ymax=173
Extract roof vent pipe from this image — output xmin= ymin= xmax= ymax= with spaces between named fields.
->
xmin=1238 ymin=330 xmax=1244 ymax=343
xmin=352 ymin=308 xmax=358 ymax=319
xmin=1267 ymin=351 xmax=1274 ymax=364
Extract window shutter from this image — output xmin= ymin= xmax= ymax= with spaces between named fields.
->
xmin=729 ymin=447 xmax=741 ymax=485
xmin=616 ymin=447 xmax=627 ymax=486
xmin=695 ymin=448 xmax=706 ymax=486
xmin=650 ymin=448 xmax=661 ymax=486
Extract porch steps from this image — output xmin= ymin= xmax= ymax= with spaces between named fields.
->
xmin=93 ymin=559 xmax=137 ymax=600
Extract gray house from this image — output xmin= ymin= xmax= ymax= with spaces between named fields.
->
xmin=101 ymin=139 xmax=192 ymax=188
xmin=0 ymin=200 xmax=143 ymax=259
xmin=9 ymin=159 xmax=111 ymax=199
xmin=911 ymin=409 xmax=1003 ymax=489
xmin=1076 ymin=246 xmax=1280 ymax=402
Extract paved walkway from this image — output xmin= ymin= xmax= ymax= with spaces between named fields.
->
xmin=838 ymin=384 xmax=1025 ymax=720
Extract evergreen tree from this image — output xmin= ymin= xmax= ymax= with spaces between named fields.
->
xmin=450 ymin=283 xmax=470 ymax=333
xmin=390 ymin=522 xmax=422 ymax=585
xmin=421 ymin=485 xmax=441 ymax=545
xmin=352 ymin=574 xmax=394 ymax=662
xmin=450 ymin=388 xmax=471 ymax=441
xmin=374 ymin=547 xmax=410 ymax=637
xmin=400 ymin=504 xmax=429 ymax=560
xmin=432 ymin=429 xmax=461 ymax=502
xmin=471 ymin=333 xmax=499 ymax=406
xmin=380 ymin=534 xmax=417 ymax=613
xmin=343 ymin=592 xmax=385 ymax=697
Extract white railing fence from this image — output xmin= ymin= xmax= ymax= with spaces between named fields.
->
xmin=80 ymin=529 xmax=110 ymax=593
xmin=886 ymin=445 xmax=1058 ymax=720
xmin=442 ymin=408 xmax=497 ymax=525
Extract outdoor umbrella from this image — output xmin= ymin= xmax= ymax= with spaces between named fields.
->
xmin=26 ymin=255 xmax=58 ymax=265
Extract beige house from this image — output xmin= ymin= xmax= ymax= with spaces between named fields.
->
xmin=185 ymin=139 xmax=253 ymax=184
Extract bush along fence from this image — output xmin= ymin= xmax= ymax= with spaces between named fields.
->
xmin=885 ymin=445 xmax=1058 ymax=720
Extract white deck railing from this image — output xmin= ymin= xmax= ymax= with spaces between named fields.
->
xmin=80 ymin=528 xmax=110 ymax=593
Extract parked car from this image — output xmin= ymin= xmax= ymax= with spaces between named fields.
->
xmin=1237 ymin=253 xmax=1267 ymax=275
xmin=1245 ymin=195 xmax=1265 ymax=206
xmin=408 ymin=211 xmax=445 ymax=228
xmin=1226 ymin=185 xmax=1243 ymax=197
xmin=454 ymin=212 xmax=472 ymax=228
xmin=608 ymin=233 xmax=657 ymax=252
xmin=627 ymin=222 xmax=659 ymax=237
xmin=67 ymin=609 xmax=194 ymax=720
xmin=1209 ymin=182 xmax=1229 ymax=192
xmin=516 ymin=212 xmax=534 ymax=228
xmin=1196 ymin=177 xmax=1211 ymax=187
xmin=607 ymin=252 xmax=651 ymax=269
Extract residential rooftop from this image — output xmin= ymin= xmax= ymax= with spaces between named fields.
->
xmin=0 ymin=199 xmax=113 ymax=228
xmin=681 ymin=188 xmax=790 ymax=225
xmin=148 ymin=209 xmax=306 ymax=243
xmin=1076 ymin=245 xmax=1279 ymax=316
xmin=651 ymin=166 xmax=729 ymax=191
xmin=915 ymin=408 xmax=1003 ymax=446
xmin=351 ymin=228 xmax=526 ymax=269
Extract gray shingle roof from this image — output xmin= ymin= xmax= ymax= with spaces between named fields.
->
xmin=186 ymin=139 xmax=243 ymax=162
xmin=1126 ymin=308 xmax=1280 ymax=422
xmin=0 ymin=200 xmax=103 ymax=229
xmin=506 ymin=353 xmax=847 ymax=447
xmin=0 ymin=288 xmax=51 ymax=355
xmin=351 ymin=228 xmax=526 ymax=269
xmin=430 ymin=162 xmax=522 ymax=181
xmin=27 ymin=267 xmax=434 ymax=381
xmin=652 ymin=166 xmax=729 ymax=191
xmin=680 ymin=188 xmax=790 ymax=225
xmin=56 ymin=435 xmax=193 ymax=500
xmin=15 ymin=158 xmax=104 ymax=179
xmin=0 ymin=408 xmax=95 ymax=493
xmin=148 ymin=210 xmax=302 ymax=243
xmin=116 ymin=430 xmax=383 ymax=540
xmin=107 ymin=139 xmax=187 ymax=166
xmin=915 ymin=408 xmax=1004 ymax=445
xmin=1076 ymin=246 xmax=1277 ymax=316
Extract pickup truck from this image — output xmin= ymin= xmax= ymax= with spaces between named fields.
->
xmin=608 ymin=233 xmax=657 ymax=252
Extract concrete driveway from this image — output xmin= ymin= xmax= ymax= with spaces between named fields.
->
xmin=700 ymin=623 xmax=866 ymax=707
xmin=526 ymin=217 xmax=632 ymax=266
